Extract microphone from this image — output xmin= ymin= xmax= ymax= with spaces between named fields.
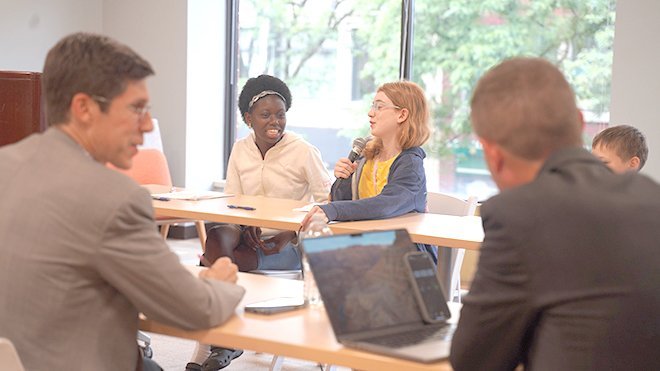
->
xmin=348 ymin=136 xmax=369 ymax=162
xmin=336 ymin=137 xmax=370 ymax=188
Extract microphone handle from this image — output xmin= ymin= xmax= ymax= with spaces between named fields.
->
xmin=347 ymin=150 xmax=360 ymax=163
xmin=337 ymin=151 xmax=360 ymax=190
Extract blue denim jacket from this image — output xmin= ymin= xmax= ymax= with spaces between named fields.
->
xmin=320 ymin=146 xmax=427 ymax=221
xmin=319 ymin=146 xmax=437 ymax=262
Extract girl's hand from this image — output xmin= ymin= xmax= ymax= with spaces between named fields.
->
xmin=333 ymin=157 xmax=358 ymax=179
xmin=300 ymin=206 xmax=329 ymax=231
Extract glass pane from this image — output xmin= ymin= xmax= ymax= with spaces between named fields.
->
xmin=412 ymin=0 xmax=616 ymax=200
xmin=236 ymin=0 xmax=401 ymax=170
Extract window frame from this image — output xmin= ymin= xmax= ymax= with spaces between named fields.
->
xmin=222 ymin=0 xmax=414 ymax=176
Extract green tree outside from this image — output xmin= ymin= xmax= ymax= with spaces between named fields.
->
xmin=238 ymin=0 xmax=615 ymax=195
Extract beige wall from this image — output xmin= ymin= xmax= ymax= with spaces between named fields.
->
xmin=0 ymin=0 xmax=190 ymax=187
xmin=0 ymin=0 xmax=102 ymax=71
xmin=611 ymin=0 xmax=660 ymax=182
xmin=102 ymin=0 xmax=189 ymax=186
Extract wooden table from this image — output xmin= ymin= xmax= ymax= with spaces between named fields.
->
xmin=155 ymin=195 xmax=305 ymax=230
xmin=140 ymin=270 xmax=456 ymax=371
xmin=150 ymin=193 xmax=483 ymax=250
xmin=331 ymin=213 xmax=483 ymax=250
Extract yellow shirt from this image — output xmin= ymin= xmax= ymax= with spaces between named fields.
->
xmin=358 ymin=154 xmax=399 ymax=199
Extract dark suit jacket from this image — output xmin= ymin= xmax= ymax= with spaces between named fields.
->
xmin=450 ymin=147 xmax=660 ymax=371
xmin=0 ymin=128 xmax=245 ymax=371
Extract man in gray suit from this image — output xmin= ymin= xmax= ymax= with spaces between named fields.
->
xmin=0 ymin=33 xmax=245 ymax=370
xmin=450 ymin=57 xmax=660 ymax=370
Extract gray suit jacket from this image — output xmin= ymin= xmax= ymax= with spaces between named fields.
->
xmin=450 ymin=147 xmax=660 ymax=370
xmin=0 ymin=129 xmax=245 ymax=371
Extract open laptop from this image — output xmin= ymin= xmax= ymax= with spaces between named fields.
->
xmin=303 ymin=229 xmax=455 ymax=363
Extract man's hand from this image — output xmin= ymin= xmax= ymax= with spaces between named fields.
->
xmin=199 ymin=256 xmax=239 ymax=283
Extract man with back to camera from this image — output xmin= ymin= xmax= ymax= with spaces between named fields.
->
xmin=450 ymin=57 xmax=660 ymax=370
xmin=0 ymin=32 xmax=245 ymax=371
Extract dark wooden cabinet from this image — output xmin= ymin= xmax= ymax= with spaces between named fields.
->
xmin=0 ymin=71 xmax=46 ymax=147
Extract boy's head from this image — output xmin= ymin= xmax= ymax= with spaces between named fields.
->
xmin=592 ymin=125 xmax=648 ymax=173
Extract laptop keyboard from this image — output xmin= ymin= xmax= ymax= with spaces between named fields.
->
xmin=363 ymin=325 xmax=454 ymax=347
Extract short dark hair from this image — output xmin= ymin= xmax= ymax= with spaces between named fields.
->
xmin=592 ymin=125 xmax=648 ymax=170
xmin=43 ymin=32 xmax=154 ymax=126
xmin=237 ymin=75 xmax=292 ymax=124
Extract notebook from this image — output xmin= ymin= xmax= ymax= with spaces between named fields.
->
xmin=303 ymin=229 xmax=455 ymax=363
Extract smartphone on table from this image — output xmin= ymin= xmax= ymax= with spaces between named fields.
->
xmin=404 ymin=251 xmax=452 ymax=324
xmin=244 ymin=297 xmax=306 ymax=315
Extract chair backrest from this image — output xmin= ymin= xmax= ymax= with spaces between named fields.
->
xmin=426 ymin=192 xmax=478 ymax=217
xmin=108 ymin=148 xmax=173 ymax=187
xmin=426 ymin=192 xmax=478 ymax=303
xmin=0 ymin=338 xmax=26 ymax=371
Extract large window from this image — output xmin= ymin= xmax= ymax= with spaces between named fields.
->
xmin=234 ymin=0 xmax=400 ymax=170
xmin=230 ymin=0 xmax=616 ymax=200
xmin=411 ymin=0 xmax=616 ymax=199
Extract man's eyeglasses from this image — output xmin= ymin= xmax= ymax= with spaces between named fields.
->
xmin=92 ymin=95 xmax=151 ymax=120
xmin=370 ymin=101 xmax=402 ymax=112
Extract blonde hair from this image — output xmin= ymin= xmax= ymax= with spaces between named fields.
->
xmin=470 ymin=57 xmax=582 ymax=160
xmin=364 ymin=81 xmax=431 ymax=159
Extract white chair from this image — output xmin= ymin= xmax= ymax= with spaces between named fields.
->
xmin=0 ymin=338 xmax=25 ymax=371
xmin=426 ymin=192 xmax=478 ymax=303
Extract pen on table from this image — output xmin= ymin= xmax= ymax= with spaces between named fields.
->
xmin=227 ymin=204 xmax=256 ymax=211
xmin=152 ymin=196 xmax=170 ymax=201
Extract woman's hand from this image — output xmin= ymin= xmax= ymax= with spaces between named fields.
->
xmin=241 ymin=226 xmax=264 ymax=250
xmin=300 ymin=206 xmax=329 ymax=231
xmin=260 ymin=230 xmax=297 ymax=255
xmin=334 ymin=157 xmax=358 ymax=179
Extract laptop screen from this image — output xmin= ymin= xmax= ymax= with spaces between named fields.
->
xmin=304 ymin=229 xmax=425 ymax=337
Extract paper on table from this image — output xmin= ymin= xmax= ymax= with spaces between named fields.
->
xmin=151 ymin=190 xmax=233 ymax=201
xmin=250 ymin=270 xmax=302 ymax=280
